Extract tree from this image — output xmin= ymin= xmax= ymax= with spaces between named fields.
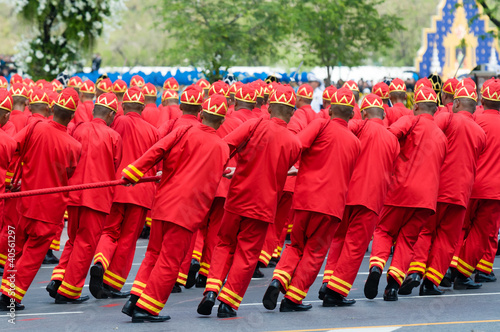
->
xmin=475 ymin=0 xmax=500 ymax=30
xmin=157 ymin=0 xmax=292 ymax=82
xmin=293 ymin=0 xmax=403 ymax=83
xmin=13 ymin=0 xmax=126 ymax=80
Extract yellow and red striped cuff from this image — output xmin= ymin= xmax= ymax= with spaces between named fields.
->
xmin=122 ymin=164 xmax=144 ymax=183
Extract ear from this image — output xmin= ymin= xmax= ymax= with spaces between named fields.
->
xmin=349 ymin=109 xmax=354 ymax=120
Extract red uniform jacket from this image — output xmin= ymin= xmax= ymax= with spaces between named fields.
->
xmin=471 ymin=109 xmax=500 ymax=200
xmin=352 ymin=104 xmax=362 ymax=120
xmin=74 ymin=100 xmax=94 ymax=124
xmin=0 ymin=130 xmax=16 ymax=214
xmin=347 ymin=118 xmax=400 ymax=214
xmin=15 ymin=121 xmax=81 ymax=224
xmin=435 ymin=102 xmax=453 ymax=116
xmin=288 ymin=104 xmax=317 ymax=134
xmin=294 ymin=118 xmax=360 ymax=219
xmin=231 ymin=108 xmax=258 ymax=123
xmin=117 ymin=102 xmax=124 ymax=116
xmin=475 ymin=105 xmax=484 ymax=115
xmin=387 ymin=103 xmax=412 ymax=126
xmin=111 ymin=112 xmax=159 ymax=209
xmin=384 ymin=114 xmax=447 ymax=212
xmin=252 ymin=107 xmax=271 ymax=120
xmin=122 ymin=125 xmax=229 ymax=232
xmin=224 ymin=117 xmax=301 ymax=223
xmin=434 ymin=111 xmax=486 ymax=207
xmin=68 ymin=118 xmax=123 ymax=214
xmin=9 ymin=110 xmax=29 ymax=133
xmin=156 ymin=105 xmax=182 ymax=127
xmin=214 ymin=116 xmax=243 ymax=198
xmin=158 ymin=114 xmax=201 ymax=138
xmin=2 ymin=121 xmax=16 ymax=136
xmin=142 ymin=103 xmax=160 ymax=128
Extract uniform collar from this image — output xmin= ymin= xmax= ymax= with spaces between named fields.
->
xmin=126 ymin=111 xmax=142 ymax=118
xmin=199 ymin=123 xmax=217 ymax=134
xmin=92 ymin=118 xmax=107 ymax=126
xmin=483 ymin=109 xmax=500 ymax=115
xmin=31 ymin=113 xmax=46 ymax=119
xmin=394 ymin=102 xmax=406 ymax=108
xmin=49 ymin=120 xmax=68 ymax=132
xmin=11 ymin=109 xmax=24 ymax=115
xmin=369 ymin=118 xmax=384 ymax=125
xmin=419 ymin=113 xmax=434 ymax=120
xmin=181 ymin=114 xmax=200 ymax=121
xmin=333 ymin=118 xmax=348 ymax=127
xmin=458 ymin=111 xmax=473 ymax=118
xmin=271 ymin=117 xmax=287 ymax=127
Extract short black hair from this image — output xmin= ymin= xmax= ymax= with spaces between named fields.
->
xmin=417 ymin=102 xmax=437 ymax=112
xmin=482 ymin=98 xmax=500 ymax=111
xmin=94 ymin=104 xmax=114 ymax=117
xmin=202 ymin=111 xmax=224 ymax=124
xmin=53 ymin=104 xmax=74 ymax=122
xmin=390 ymin=91 xmax=406 ymax=100
xmin=331 ymin=104 xmax=354 ymax=119
xmin=180 ymin=103 xmax=202 ymax=114
xmin=123 ymin=102 xmax=144 ymax=112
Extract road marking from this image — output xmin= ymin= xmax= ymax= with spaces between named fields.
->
xmin=16 ymin=311 xmax=84 ymax=317
xmin=266 ymin=319 xmax=500 ymax=332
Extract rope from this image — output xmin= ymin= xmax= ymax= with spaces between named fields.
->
xmin=0 ymin=176 xmax=161 ymax=200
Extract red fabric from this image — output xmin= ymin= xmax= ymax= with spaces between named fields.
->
xmin=385 ymin=114 xmax=447 ymax=211
xmin=435 ymin=111 xmax=486 ymax=207
xmin=352 ymin=104 xmax=362 ymax=120
xmin=14 ymin=121 xmax=81 ymax=224
xmin=476 ymin=213 xmax=500 ymax=274
xmin=157 ymin=114 xmax=201 ymax=138
xmin=68 ymin=118 xmax=122 ymax=214
xmin=199 ymin=197 xmax=226 ymax=276
xmin=73 ymin=100 xmax=94 ymax=124
xmin=389 ymin=102 xmax=413 ymax=124
xmin=294 ymin=118 xmax=360 ymax=219
xmin=471 ymin=109 xmax=500 ymax=200
xmin=111 ymin=112 xmax=158 ymax=209
xmin=142 ymin=103 xmax=160 ymax=127
xmin=0 ymin=130 xmax=16 ymax=266
xmin=230 ymin=108 xmax=258 ymax=122
xmin=214 ymin=116 xmax=242 ymax=198
xmin=434 ymin=102 xmax=453 ymax=116
xmin=26 ymin=113 xmax=46 ymax=125
xmin=205 ymin=211 xmax=269 ymax=310
xmin=156 ymin=105 xmax=181 ymax=126
xmin=369 ymin=206 xmax=432 ymax=285
xmin=408 ymin=203 xmax=466 ymax=286
xmin=288 ymin=104 xmax=318 ymax=134
xmin=475 ymin=105 xmax=484 ymax=115
xmin=347 ymin=118 xmax=399 ymax=214
xmin=223 ymin=117 xmax=301 ymax=223
xmin=457 ymin=199 xmax=500 ymax=277
xmin=94 ymin=203 xmax=148 ymax=290
xmin=1 ymin=216 xmax=62 ymax=302
xmin=273 ymin=210 xmax=340 ymax=304
xmin=123 ymin=125 xmax=229 ymax=232
xmin=9 ymin=110 xmax=29 ymax=132
xmin=1 ymin=121 xmax=16 ymax=136
xmin=134 ymin=221 xmax=193 ymax=315
xmin=52 ymin=206 xmax=106 ymax=299
xmin=325 ymin=206 xmax=378 ymax=296
xmin=177 ymin=232 xmax=198 ymax=285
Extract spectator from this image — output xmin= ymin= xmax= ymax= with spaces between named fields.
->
xmin=308 ymin=73 xmax=324 ymax=112
xmin=92 ymin=53 xmax=102 ymax=72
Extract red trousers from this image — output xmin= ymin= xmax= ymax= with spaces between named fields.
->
xmin=176 ymin=232 xmax=197 ymax=285
xmin=407 ymin=203 xmax=466 ymax=286
xmin=50 ymin=222 xmax=64 ymax=251
xmin=93 ymin=203 xmax=148 ymax=290
xmin=326 ymin=206 xmax=378 ymax=296
xmin=51 ymin=206 xmax=106 ymax=299
xmin=457 ymin=199 xmax=500 ymax=277
xmin=322 ymin=208 xmax=351 ymax=283
xmin=369 ymin=206 xmax=431 ymax=286
xmin=205 ymin=211 xmax=269 ymax=310
xmin=1 ymin=216 xmax=62 ymax=302
xmin=259 ymin=192 xmax=293 ymax=267
xmin=273 ymin=210 xmax=340 ymax=304
xmin=192 ymin=227 xmax=205 ymax=262
xmin=199 ymin=197 xmax=226 ymax=277
xmin=0 ymin=199 xmax=20 ymax=267
xmin=134 ymin=220 xmax=193 ymax=316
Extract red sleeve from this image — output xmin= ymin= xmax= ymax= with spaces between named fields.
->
xmin=348 ymin=119 xmax=363 ymax=135
xmin=114 ymin=133 xmax=123 ymax=171
xmin=67 ymin=141 xmax=82 ymax=179
xmin=287 ymin=109 xmax=307 ymax=134
xmin=223 ymin=119 xmax=254 ymax=152
xmin=122 ymin=125 xmax=191 ymax=183
xmin=388 ymin=115 xmax=414 ymax=140
xmin=296 ymin=118 xmax=324 ymax=149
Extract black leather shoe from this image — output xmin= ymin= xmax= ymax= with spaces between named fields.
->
xmin=0 ymin=294 xmax=25 ymax=311
xmin=322 ymin=292 xmax=356 ymax=307
xmin=279 ymin=298 xmax=312 ymax=312
xmin=217 ymin=302 xmax=237 ymax=318
xmin=185 ymin=259 xmax=200 ymax=289
xmin=475 ymin=271 xmax=497 ymax=283
xmin=263 ymin=279 xmax=281 ymax=310
xmin=197 ymin=291 xmax=216 ymax=315
xmin=139 ymin=225 xmax=150 ymax=240
xmin=398 ymin=273 xmax=421 ymax=295
xmin=383 ymin=287 xmax=398 ymax=301
xmin=55 ymin=293 xmax=90 ymax=304
xmin=132 ymin=307 xmax=170 ymax=323
xmin=454 ymin=276 xmax=482 ymax=290
xmin=364 ymin=266 xmax=382 ymax=299
xmin=268 ymin=257 xmax=279 ymax=268
xmin=0 ymin=265 xmax=3 ymax=277
xmin=195 ymin=274 xmax=207 ymax=288
xmin=89 ymin=263 xmax=108 ymax=299
xmin=46 ymin=280 xmax=62 ymax=299
xmin=42 ymin=249 xmax=59 ymax=264
xmin=104 ymin=284 xmax=130 ymax=298
xmin=172 ymin=283 xmax=182 ymax=293
xmin=440 ymin=268 xmax=453 ymax=287
xmin=253 ymin=266 xmax=265 ymax=278
xmin=318 ymin=282 xmax=328 ymax=300
xmin=419 ymin=280 xmax=444 ymax=296
xmin=122 ymin=295 xmax=139 ymax=317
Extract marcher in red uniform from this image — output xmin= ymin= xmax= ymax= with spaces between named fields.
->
xmin=141 ymin=83 xmax=160 ymax=127
xmin=112 ymin=79 xmax=128 ymax=116
xmin=157 ymin=90 xmax=181 ymax=125
xmin=8 ymin=83 xmax=30 ymax=132
xmin=230 ymin=84 xmax=258 ymax=122
xmin=454 ymin=79 xmax=500 ymax=289
xmin=196 ymin=78 xmax=211 ymax=99
xmin=414 ymin=78 xmax=432 ymax=92
xmin=96 ymin=78 xmax=112 ymax=98
xmin=364 ymin=87 xmax=447 ymax=302
xmin=73 ymin=80 xmax=96 ymax=124
xmin=373 ymin=82 xmax=393 ymax=127
xmin=0 ymin=89 xmax=82 ymax=310
xmin=319 ymin=94 xmax=399 ymax=306
xmin=388 ymin=78 xmax=412 ymax=125
xmin=262 ymin=88 xmax=361 ymax=312
xmin=342 ymin=80 xmax=362 ymax=120
xmin=398 ymin=84 xmax=485 ymax=296
xmin=89 ymin=87 xmax=158 ymax=299
xmin=45 ymin=93 xmax=122 ymax=304
xmin=130 ymin=75 xmax=145 ymax=89
xmin=318 ymin=85 xmax=337 ymax=119
xmin=288 ymin=83 xmax=318 ymax=132
xmin=119 ymin=94 xmax=229 ymax=323
xmin=0 ymin=91 xmax=17 ymax=276
xmin=435 ymin=78 xmax=459 ymax=117
xmin=68 ymin=76 xmax=83 ymax=93
xmin=197 ymin=85 xmax=301 ymax=318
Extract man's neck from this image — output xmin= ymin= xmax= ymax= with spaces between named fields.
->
xmin=53 ymin=118 xmax=70 ymax=127
xmin=12 ymin=106 xmax=25 ymax=112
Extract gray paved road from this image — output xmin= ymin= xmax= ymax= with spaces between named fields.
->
xmin=1 ymin=238 xmax=500 ymax=331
